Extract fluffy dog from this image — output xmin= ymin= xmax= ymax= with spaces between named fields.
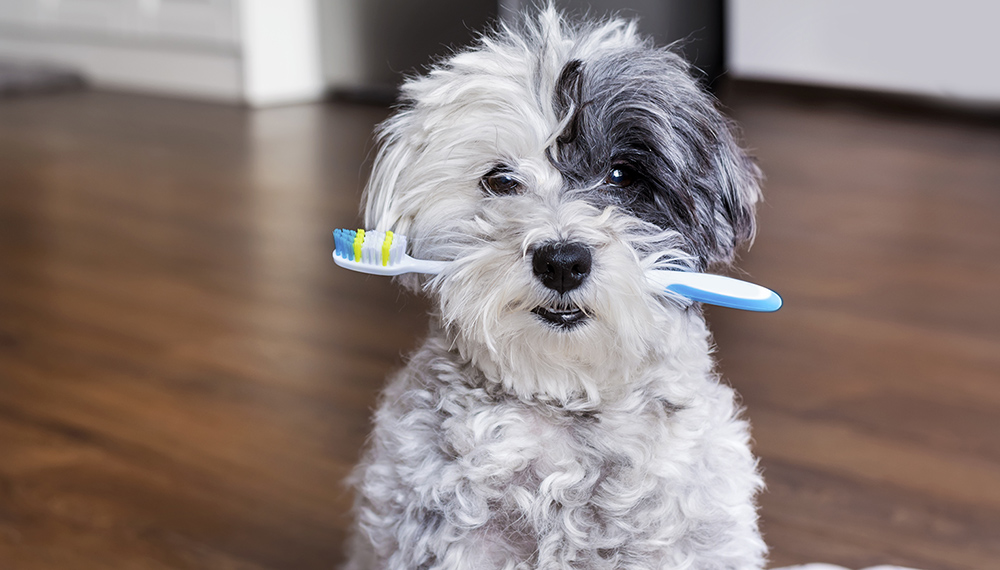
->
xmin=346 ymin=6 xmax=766 ymax=569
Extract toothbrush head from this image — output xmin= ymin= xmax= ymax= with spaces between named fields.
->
xmin=333 ymin=228 xmax=408 ymax=267
xmin=332 ymin=229 xmax=445 ymax=276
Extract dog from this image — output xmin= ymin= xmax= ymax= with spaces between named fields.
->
xmin=345 ymin=6 xmax=766 ymax=569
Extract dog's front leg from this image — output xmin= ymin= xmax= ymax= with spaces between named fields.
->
xmin=346 ymin=354 xmax=542 ymax=570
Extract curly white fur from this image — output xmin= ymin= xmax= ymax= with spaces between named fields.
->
xmin=346 ymin=6 xmax=766 ymax=569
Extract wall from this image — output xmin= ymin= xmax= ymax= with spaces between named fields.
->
xmin=728 ymin=0 xmax=1000 ymax=104
xmin=0 ymin=0 xmax=324 ymax=106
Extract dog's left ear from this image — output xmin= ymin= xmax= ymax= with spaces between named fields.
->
xmin=636 ymin=95 xmax=762 ymax=270
xmin=704 ymin=128 xmax=762 ymax=266
xmin=633 ymin=50 xmax=762 ymax=268
xmin=648 ymin=77 xmax=762 ymax=269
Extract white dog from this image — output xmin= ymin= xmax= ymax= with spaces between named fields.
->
xmin=346 ymin=6 xmax=766 ymax=569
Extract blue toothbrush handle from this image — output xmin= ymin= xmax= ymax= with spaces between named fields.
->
xmin=649 ymin=271 xmax=782 ymax=312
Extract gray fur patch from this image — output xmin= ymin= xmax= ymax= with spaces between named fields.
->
xmin=548 ymin=48 xmax=761 ymax=268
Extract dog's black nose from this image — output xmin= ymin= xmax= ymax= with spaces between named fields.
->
xmin=532 ymin=242 xmax=592 ymax=294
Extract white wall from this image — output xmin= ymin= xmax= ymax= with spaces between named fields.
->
xmin=239 ymin=0 xmax=324 ymax=106
xmin=0 ymin=0 xmax=325 ymax=106
xmin=728 ymin=0 xmax=1000 ymax=104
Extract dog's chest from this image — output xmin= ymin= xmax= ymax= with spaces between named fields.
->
xmin=438 ymin=393 xmax=684 ymax=541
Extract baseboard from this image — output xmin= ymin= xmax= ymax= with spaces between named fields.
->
xmin=720 ymin=79 xmax=1000 ymax=128
xmin=0 ymin=33 xmax=243 ymax=102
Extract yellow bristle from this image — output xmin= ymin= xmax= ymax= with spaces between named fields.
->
xmin=353 ymin=229 xmax=364 ymax=262
xmin=382 ymin=231 xmax=393 ymax=266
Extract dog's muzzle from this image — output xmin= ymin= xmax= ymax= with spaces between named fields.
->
xmin=531 ymin=242 xmax=592 ymax=329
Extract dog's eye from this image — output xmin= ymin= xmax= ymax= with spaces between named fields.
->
xmin=605 ymin=163 xmax=638 ymax=187
xmin=481 ymin=167 xmax=522 ymax=195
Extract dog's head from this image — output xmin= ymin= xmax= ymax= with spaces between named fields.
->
xmin=363 ymin=8 xmax=761 ymax=401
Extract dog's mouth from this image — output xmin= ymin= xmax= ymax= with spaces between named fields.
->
xmin=531 ymin=304 xmax=589 ymax=329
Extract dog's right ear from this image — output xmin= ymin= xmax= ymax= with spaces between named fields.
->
xmin=362 ymin=113 xmax=418 ymax=238
xmin=362 ymin=112 xmax=433 ymax=293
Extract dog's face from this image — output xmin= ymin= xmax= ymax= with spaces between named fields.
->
xmin=363 ymin=10 xmax=761 ymax=401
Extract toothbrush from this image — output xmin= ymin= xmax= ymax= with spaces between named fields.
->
xmin=333 ymin=229 xmax=782 ymax=312
xmin=333 ymin=228 xmax=448 ymax=275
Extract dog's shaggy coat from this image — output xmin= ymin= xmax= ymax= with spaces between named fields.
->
xmin=346 ymin=7 xmax=766 ymax=570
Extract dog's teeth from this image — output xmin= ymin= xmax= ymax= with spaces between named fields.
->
xmin=531 ymin=305 xmax=588 ymax=328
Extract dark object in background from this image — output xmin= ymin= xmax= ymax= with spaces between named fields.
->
xmin=549 ymin=0 xmax=726 ymax=90
xmin=330 ymin=0 xmax=725 ymax=104
xmin=326 ymin=0 xmax=497 ymax=104
xmin=0 ymin=59 xmax=85 ymax=98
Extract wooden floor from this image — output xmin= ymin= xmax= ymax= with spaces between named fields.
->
xmin=1 ymin=85 xmax=997 ymax=569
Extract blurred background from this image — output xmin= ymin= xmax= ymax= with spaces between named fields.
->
xmin=1 ymin=1 xmax=998 ymax=569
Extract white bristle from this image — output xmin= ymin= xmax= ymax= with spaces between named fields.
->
xmin=390 ymin=234 xmax=407 ymax=265
xmin=363 ymin=230 xmax=384 ymax=265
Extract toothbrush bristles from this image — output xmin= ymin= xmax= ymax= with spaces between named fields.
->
xmin=333 ymin=228 xmax=409 ymax=266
